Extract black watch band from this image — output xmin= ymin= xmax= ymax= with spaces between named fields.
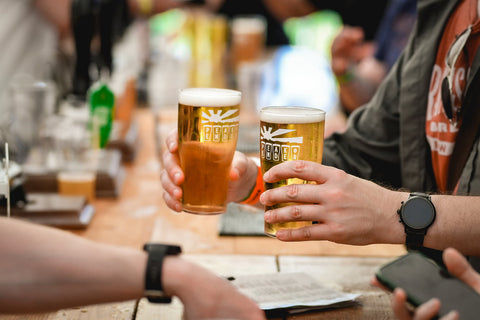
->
xmin=405 ymin=232 xmax=427 ymax=251
xmin=143 ymin=243 xmax=182 ymax=303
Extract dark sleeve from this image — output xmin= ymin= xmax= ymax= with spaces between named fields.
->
xmin=322 ymin=49 xmax=408 ymax=188
xmin=374 ymin=0 xmax=417 ymax=70
xmin=307 ymin=0 xmax=389 ymax=40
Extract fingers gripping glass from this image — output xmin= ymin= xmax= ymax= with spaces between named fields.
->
xmin=441 ymin=25 xmax=472 ymax=125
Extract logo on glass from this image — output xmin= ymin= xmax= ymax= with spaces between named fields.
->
xmin=260 ymin=126 xmax=303 ymax=162
xmin=202 ymin=108 xmax=239 ymax=143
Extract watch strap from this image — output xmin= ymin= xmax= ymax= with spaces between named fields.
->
xmin=143 ymin=243 xmax=182 ymax=303
xmin=405 ymin=231 xmax=426 ymax=251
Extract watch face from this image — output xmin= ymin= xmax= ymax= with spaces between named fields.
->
xmin=401 ymin=197 xmax=436 ymax=229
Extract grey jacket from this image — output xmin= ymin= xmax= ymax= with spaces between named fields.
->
xmin=323 ymin=0 xmax=480 ymax=196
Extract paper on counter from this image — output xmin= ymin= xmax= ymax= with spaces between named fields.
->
xmin=230 ymin=272 xmax=360 ymax=312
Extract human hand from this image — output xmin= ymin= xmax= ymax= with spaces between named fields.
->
xmin=260 ymin=160 xmax=405 ymax=244
xmin=330 ymin=26 xmax=374 ymax=77
xmin=163 ymin=257 xmax=266 ymax=320
xmin=372 ymin=248 xmax=480 ymax=320
xmin=160 ymin=129 xmax=259 ymax=211
xmin=391 ymin=288 xmax=457 ymax=320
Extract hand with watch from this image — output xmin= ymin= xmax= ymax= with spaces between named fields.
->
xmin=0 ymin=217 xmax=264 ymax=319
xmin=143 ymin=243 xmax=266 ymax=320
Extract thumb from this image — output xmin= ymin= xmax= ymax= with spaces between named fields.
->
xmin=444 ymin=248 xmax=480 ymax=293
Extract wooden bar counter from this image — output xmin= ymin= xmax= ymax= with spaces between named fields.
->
xmin=0 ymin=107 xmax=406 ymax=320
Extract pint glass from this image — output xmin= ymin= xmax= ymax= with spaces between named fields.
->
xmin=230 ymin=15 xmax=266 ymax=74
xmin=178 ymin=88 xmax=242 ymax=214
xmin=260 ymin=106 xmax=325 ymax=237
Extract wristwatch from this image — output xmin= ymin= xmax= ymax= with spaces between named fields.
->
xmin=143 ymin=243 xmax=182 ymax=303
xmin=397 ymin=192 xmax=436 ymax=251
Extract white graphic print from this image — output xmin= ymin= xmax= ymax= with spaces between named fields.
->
xmin=260 ymin=127 xmax=303 ymax=143
xmin=201 ymin=108 xmax=239 ymax=143
xmin=260 ymin=126 xmax=302 ymax=162
xmin=201 ymin=109 xmax=239 ymax=123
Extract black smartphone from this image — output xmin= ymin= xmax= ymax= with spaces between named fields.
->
xmin=376 ymin=252 xmax=480 ymax=319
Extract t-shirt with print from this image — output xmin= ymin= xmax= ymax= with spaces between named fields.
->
xmin=425 ymin=0 xmax=480 ymax=192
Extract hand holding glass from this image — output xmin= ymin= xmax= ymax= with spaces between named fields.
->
xmin=260 ymin=106 xmax=325 ymax=237
xmin=177 ymin=88 xmax=241 ymax=214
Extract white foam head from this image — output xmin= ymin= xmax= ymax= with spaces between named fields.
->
xmin=231 ymin=16 xmax=266 ymax=34
xmin=260 ymin=106 xmax=325 ymax=124
xmin=179 ymin=88 xmax=242 ymax=107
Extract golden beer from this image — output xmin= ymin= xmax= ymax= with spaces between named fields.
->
xmin=178 ymin=88 xmax=241 ymax=214
xmin=57 ymin=171 xmax=96 ymax=203
xmin=260 ymin=106 xmax=325 ymax=237
xmin=230 ymin=16 xmax=266 ymax=73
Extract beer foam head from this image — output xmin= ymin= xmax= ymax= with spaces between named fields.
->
xmin=57 ymin=171 xmax=96 ymax=182
xmin=260 ymin=106 xmax=325 ymax=124
xmin=232 ymin=16 xmax=266 ymax=34
xmin=179 ymin=88 xmax=241 ymax=107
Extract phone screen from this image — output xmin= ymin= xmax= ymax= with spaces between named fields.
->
xmin=376 ymin=252 xmax=480 ymax=319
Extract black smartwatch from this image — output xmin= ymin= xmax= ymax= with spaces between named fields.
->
xmin=397 ymin=192 xmax=436 ymax=251
xmin=143 ymin=243 xmax=182 ymax=303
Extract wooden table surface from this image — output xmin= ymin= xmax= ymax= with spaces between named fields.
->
xmin=0 ymin=107 xmax=406 ymax=320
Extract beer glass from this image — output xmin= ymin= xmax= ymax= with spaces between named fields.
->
xmin=260 ymin=106 xmax=325 ymax=237
xmin=56 ymin=122 xmax=98 ymax=203
xmin=230 ymin=15 xmax=266 ymax=74
xmin=178 ymin=88 xmax=241 ymax=214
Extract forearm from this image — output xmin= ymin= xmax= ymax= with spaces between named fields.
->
xmin=424 ymin=195 xmax=480 ymax=256
xmin=0 ymin=218 xmax=145 ymax=313
xmin=236 ymin=157 xmax=262 ymax=202
xmin=261 ymin=161 xmax=480 ymax=257
xmin=34 ymin=0 xmax=71 ymax=39
xmin=378 ymin=192 xmax=480 ymax=256
xmin=338 ymin=58 xmax=387 ymax=113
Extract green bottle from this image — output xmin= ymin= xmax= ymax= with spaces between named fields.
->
xmin=88 ymin=81 xmax=115 ymax=148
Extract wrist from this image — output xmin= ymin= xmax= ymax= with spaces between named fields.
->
xmin=163 ymin=257 xmax=207 ymax=301
xmin=335 ymin=66 xmax=356 ymax=85
xmin=239 ymin=159 xmax=264 ymax=205
xmin=161 ymin=256 xmax=185 ymax=297
xmin=375 ymin=190 xmax=409 ymax=244
xmin=143 ymin=244 xmax=182 ymax=303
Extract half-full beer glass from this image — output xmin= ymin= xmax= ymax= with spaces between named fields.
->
xmin=178 ymin=88 xmax=242 ymax=214
xmin=260 ymin=106 xmax=325 ymax=237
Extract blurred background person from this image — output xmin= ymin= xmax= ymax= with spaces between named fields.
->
xmin=205 ymin=0 xmax=389 ymax=47
xmin=331 ymin=0 xmax=417 ymax=114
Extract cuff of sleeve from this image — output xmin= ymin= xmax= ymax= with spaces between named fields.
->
xmin=335 ymin=67 xmax=355 ymax=85
xmin=240 ymin=166 xmax=264 ymax=206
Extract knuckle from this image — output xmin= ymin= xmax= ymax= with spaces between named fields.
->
xmin=160 ymin=168 xmax=167 ymax=179
xmin=286 ymin=184 xmax=300 ymax=199
xmin=293 ymin=160 xmax=308 ymax=172
xmin=162 ymin=149 xmax=172 ymax=163
xmin=269 ymin=210 xmax=278 ymax=221
xmin=282 ymin=228 xmax=293 ymax=238
xmin=300 ymin=227 xmax=312 ymax=239
xmin=162 ymin=191 xmax=171 ymax=204
xmin=332 ymin=167 xmax=348 ymax=180
xmin=290 ymin=206 xmax=302 ymax=220
xmin=159 ymin=170 xmax=169 ymax=186
xmin=326 ymin=187 xmax=344 ymax=202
